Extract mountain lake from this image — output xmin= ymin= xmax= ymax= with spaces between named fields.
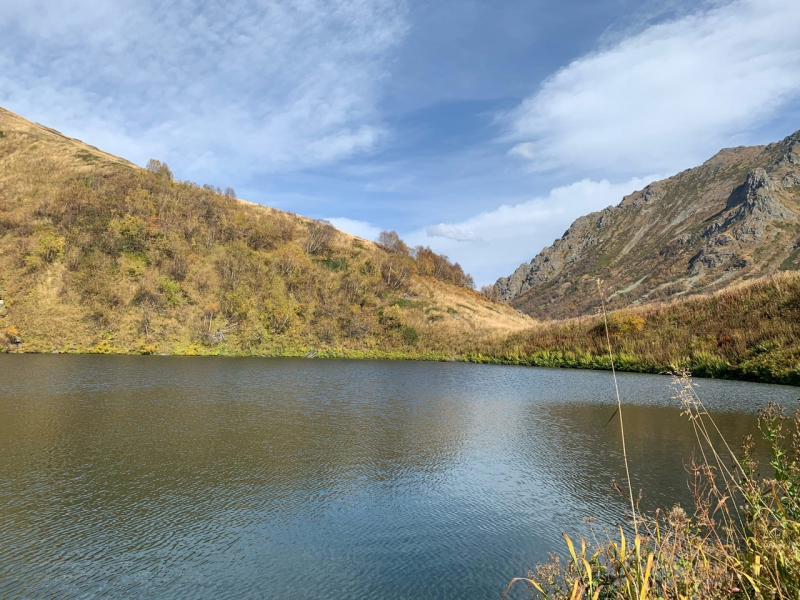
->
xmin=1 ymin=355 xmax=797 ymax=599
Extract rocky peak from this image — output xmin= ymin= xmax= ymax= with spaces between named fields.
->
xmin=496 ymin=129 xmax=800 ymax=319
xmin=778 ymin=128 xmax=800 ymax=148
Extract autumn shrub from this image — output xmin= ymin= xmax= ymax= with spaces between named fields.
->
xmin=158 ymin=277 xmax=183 ymax=307
xmin=0 ymin=325 xmax=20 ymax=348
xmin=380 ymin=304 xmax=404 ymax=328
xmin=401 ymin=326 xmax=419 ymax=345
xmin=36 ymin=231 xmax=66 ymax=263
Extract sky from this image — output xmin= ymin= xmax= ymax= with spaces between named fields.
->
xmin=2 ymin=0 xmax=800 ymax=286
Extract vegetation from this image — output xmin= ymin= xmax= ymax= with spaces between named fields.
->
xmin=0 ymin=107 xmax=530 ymax=357
xmin=471 ymin=273 xmax=800 ymax=385
xmin=1 ymin=106 xmax=799 ymax=385
xmin=505 ymin=374 xmax=800 ymax=599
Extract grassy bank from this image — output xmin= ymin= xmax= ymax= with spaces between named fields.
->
xmin=475 ymin=273 xmax=800 ymax=386
xmin=3 ymin=272 xmax=799 ymax=386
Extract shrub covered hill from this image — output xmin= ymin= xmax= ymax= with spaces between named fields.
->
xmin=497 ymin=128 xmax=800 ymax=319
xmin=1 ymin=106 xmax=799 ymax=384
xmin=0 ymin=106 xmax=532 ymax=356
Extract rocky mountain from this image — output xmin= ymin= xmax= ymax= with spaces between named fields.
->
xmin=496 ymin=130 xmax=800 ymax=319
xmin=0 ymin=106 xmax=530 ymax=355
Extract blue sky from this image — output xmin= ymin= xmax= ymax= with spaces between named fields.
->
xmin=2 ymin=0 xmax=800 ymax=286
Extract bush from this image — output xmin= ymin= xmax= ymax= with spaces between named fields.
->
xmin=0 ymin=325 xmax=20 ymax=348
xmin=109 ymin=215 xmax=147 ymax=252
xmin=37 ymin=232 xmax=66 ymax=263
xmin=610 ymin=313 xmax=645 ymax=334
xmin=401 ymin=326 xmax=419 ymax=344
xmin=381 ymin=305 xmax=403 ymax=328
xmin=23 ymin=254 xmax=43 ymax=272
xmin=158 ymin=277 xmax=183 ymax=307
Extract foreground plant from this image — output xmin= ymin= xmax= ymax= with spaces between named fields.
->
xmin=504 ymin=374 xmax=800 ymax=599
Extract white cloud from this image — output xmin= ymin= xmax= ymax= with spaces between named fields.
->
xmin=0 ymin=0 xmax=408 ymax=179
xmin=425 ymin=224 xmax=482 ymax=242
xmin=407 ymin=176 xmax=660 ymax=286
xmin=326 ymin=217 xmax=382 ymax=242
xmin=503 ymin=0 xmax=800 ymax=175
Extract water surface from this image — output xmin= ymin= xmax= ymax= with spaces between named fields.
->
xmin=0 ymin=356 xmax=797 ymax=599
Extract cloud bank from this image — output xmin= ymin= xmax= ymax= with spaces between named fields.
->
xmin=504 ymin=0 xmax=800 ymax=176
xmin=0 ymin=0 xmax=408 ymax=179
xmin=424 ymin=224 xmax=482 ymax=242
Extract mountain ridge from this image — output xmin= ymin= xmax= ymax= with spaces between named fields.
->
xmin=496 ymin=129 xmax=800 ymax=319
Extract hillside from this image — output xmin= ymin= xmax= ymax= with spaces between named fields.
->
xmin=0 ymin=107 xmax=531 ymax=356
xmin=496 ymin=130 xmax=800 ymax=319
xmin=475 ymin=272 xmax=800 ymax=385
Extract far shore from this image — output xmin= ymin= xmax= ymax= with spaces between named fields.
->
xmin=3 ymin=348 xmax=797 ymax=386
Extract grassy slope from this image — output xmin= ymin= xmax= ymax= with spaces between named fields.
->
xmin=474 ymin=272 xmax=800 ymax=385
xmin=0 ymin=107 xmax=532 ymax=357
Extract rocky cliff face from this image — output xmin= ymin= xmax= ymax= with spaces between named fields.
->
xmin=497 ymin=131 xmax=800 ymax=319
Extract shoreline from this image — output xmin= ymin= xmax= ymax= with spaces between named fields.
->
xmin=4 ymin=348 xmax=798 ymax=386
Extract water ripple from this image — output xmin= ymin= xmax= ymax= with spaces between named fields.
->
xmin=0 ymin=356 xmax=796 ymax=599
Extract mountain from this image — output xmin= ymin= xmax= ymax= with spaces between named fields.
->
xmin=496 ymin=131 xmax=800 ymax=319
xmin=0 ymin=106 xmax=531 ymax=355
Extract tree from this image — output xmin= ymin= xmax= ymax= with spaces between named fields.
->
xmin=480 ymin=284 xmax=498 ymax=301
xmin=224 ymin=187 xmax=236 ymax=199
xmin=380 ymin=253 xmax=415 ymax=289
xmin=304 ymin=220 xmax=335 ymax=255
xmin=411 ymin=245 xmax=475 ymax=288
xmin=145 ymin=158 xmax=173 ymax=180
xmin=377 ymin=230 xmax=409 ymax=255
xmin=451 ymin=262 xmax=474 ymax=289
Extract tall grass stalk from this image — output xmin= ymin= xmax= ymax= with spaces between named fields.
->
xmin=598 ymin=279 xmax=638 ymax=537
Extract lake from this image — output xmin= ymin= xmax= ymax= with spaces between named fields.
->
xmin=1 ymin=356 xmax=797 ymax=599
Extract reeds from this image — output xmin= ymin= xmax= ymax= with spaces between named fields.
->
xmin=598 ymin=279 xmax=638 ymax=538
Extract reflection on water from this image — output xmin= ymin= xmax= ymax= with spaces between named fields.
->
xmin=0 ymin=356 xmax=796 ymax=599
